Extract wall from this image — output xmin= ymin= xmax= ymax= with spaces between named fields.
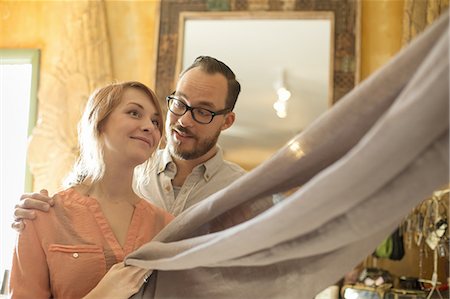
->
xmin=360 ymin=0 xmax=404 ymax=80
xmin=0 ymin=0 xmax=160 ymax=88
xmin=105 ymin=1 xmax=160 ymax=87
xmin=0 ymin=0 xmax=161 ymax=193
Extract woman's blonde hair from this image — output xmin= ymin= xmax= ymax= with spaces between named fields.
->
xmin=64 ymin=81 xmax=164 ymax=188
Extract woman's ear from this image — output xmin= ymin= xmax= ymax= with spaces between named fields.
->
xmin=221 ymin=112 xmax=235 ymax=131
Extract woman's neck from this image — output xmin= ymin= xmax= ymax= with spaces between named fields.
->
xmin=87 ymin=167 xmax=138 ymax=204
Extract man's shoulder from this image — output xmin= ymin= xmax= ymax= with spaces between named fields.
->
xmin=221 ymin=159 xmax=247 ymax=176
xmin=211 ymin=147 xmax=246 ymax=177
xmin=211 ymin=159 xmax=246 ymax=184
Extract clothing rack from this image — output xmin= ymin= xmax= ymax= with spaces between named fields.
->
xmin=403 ymin=187 xmax=449 ymax=299
xmin=362 ymin=186 xmax=449 ymax=298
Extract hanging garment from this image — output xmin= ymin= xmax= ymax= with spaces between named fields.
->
xmin=127 ymin=11 xmax=449 ymax=299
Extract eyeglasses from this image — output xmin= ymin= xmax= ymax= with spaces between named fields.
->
xmin=166 ymin=95 xmax=231 ymax=124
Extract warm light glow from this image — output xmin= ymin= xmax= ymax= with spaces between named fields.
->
xmin=343 ymin=288 xmax=360 ymax=299
xmin=0 ymin=63 xmax=32 ymax=277
xmin=276 ymin=87 xmax=291 ymax=102
xmin=288 ymin=140 xmax=305 ymax=159
xmin=273 ymin=69 xmax=292 ymax=118
xmin=273 ymin=100 xmax=287 ymax=118
xmin=276 ymin=109 xmax=287 ymax=118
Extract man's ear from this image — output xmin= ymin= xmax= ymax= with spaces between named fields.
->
xmin=221 ymin=112 xmax=235 ymax=131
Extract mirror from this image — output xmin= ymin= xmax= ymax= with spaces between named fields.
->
xmin=155 ymin=2 xmax=360 ymax=169
xmin=178 ymin=12 xmax=333 ymax=169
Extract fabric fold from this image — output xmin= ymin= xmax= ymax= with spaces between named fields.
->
xmin=127 ymin=11 xmax=449 ymax=299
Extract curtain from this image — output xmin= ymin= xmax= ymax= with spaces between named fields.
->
xmin=127 ymin=11 xmax=449 ymax=299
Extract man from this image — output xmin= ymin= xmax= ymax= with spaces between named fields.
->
xmin=12 ymin=56 xmax=246 ymax=229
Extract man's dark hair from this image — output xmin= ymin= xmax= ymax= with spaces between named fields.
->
xmin=180 ymin=56 xmax=241 ymax=111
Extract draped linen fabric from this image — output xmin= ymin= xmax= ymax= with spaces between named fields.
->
xmin=127 ymin=11 xmax=449 ymax=299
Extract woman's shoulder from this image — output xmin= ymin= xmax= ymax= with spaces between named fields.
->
xmin=24 ymin=188 xmax=80 ymax=228
xmin=52 ymin=187 xmax=92 ymax=208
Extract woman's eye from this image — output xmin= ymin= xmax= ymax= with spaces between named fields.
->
xmin=152 ymin=119 xmax=160 ymax=127
xmin=128 ymin=110 xmax=140 ymax=117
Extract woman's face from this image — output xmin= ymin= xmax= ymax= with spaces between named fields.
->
xmin=101 ymin=87 xmax=162 ymax=167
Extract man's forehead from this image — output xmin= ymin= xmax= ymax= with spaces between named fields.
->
xmin=175 ymin=69 xmax=228 ymax=106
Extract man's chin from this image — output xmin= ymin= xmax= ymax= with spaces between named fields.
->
xmin=172 ymin=150 xmax=199 ymax=160
xmin=168 ymin=143 xmax=197 ymax=160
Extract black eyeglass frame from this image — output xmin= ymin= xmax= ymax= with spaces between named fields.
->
xmin=166 ymin=95 xmax=231 ymax=124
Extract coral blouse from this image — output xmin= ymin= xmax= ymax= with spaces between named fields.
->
xmin=10 ymin=188 xmax=174 ymax=299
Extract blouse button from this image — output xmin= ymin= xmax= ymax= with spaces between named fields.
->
xmin=72 ymin=252 xmax=79 ymax=258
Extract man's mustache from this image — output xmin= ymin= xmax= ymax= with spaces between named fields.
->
xmin=171 ymin=124 xmax=195 ymax=138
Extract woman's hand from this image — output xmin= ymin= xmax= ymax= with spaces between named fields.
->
xmin=83 ymin=262 xmax=150 ymax=299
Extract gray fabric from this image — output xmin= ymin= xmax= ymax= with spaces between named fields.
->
xmin=127 ymin=11 xmax=449 ymax=299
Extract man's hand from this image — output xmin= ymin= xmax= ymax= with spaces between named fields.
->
xmin=11 ymin=189 xmax=54 ymax=232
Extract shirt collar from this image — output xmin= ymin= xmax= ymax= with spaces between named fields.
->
xmin=157 ymin=146 xmax=225 ymax=182
xmin=202 ymin=146 xmax=224 ymax=182
xmin=157 ymin=148 xmax=173 ymax=174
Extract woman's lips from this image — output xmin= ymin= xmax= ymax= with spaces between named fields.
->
xmin=131 ymin=136 xmax=152 ymax=147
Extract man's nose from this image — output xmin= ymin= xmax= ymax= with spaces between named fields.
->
xmin=178 ymin=110 xmax=195 ymax=127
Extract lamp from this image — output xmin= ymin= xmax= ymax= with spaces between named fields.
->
xmin=273 ymin=69 xmax=291 ymax=118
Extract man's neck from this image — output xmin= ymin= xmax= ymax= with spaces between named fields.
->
xmin=171 ymin=147 xmax=218 ymax=187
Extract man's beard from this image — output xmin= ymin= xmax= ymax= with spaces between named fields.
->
xmin=168 ymin=125 xmax=220 ymax=160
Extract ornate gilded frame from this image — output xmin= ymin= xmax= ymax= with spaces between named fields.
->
xmin=155 ymin=0 xmax=360 ymax=104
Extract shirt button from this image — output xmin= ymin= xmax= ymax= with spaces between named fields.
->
xmin=72 ymin=253 xmax=79 ymax=258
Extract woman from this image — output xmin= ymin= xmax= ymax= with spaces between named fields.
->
xmin=10 ymin=81 xmax=174 ymax=298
